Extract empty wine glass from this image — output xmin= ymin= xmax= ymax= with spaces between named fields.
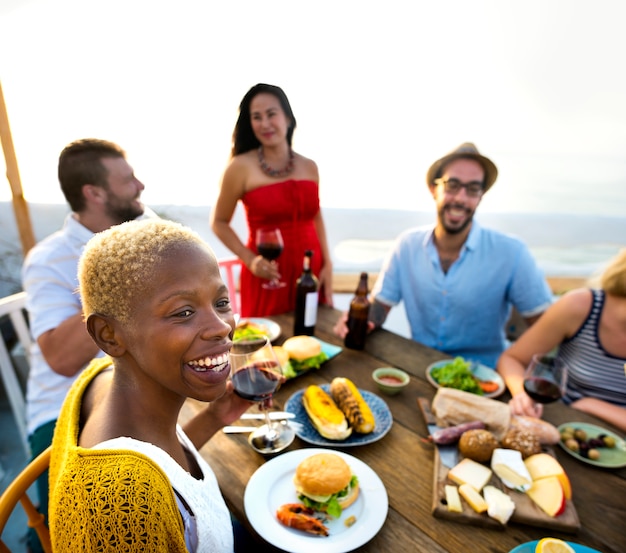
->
xmin=523 ymin=354 xmax=568 ymax=404
xmin=229 ymin=335 xmax=294 ymax=453
xmin=255 ymin=228 xmax=286 ymax=289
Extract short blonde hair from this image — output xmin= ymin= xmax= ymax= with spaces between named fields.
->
xmin=78 ymin=219 xmax=212 ymax=322
xmin=601 ymin=249 xmax=626 ymax=297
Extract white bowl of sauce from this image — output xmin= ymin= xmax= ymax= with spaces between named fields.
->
xmin=372 ymin=367 xmax=409 ymax=395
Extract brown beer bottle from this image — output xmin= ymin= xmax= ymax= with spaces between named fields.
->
xmin=294 ymin=250 xmax=318 ymax=336
xmin=344 ymin=272 xmax=370 ymax=350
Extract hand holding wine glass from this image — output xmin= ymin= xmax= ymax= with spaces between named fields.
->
xmin=523 ymin=354 xmax=568 ymax=404
xmin=256 ymin=228 xmax=286 ymax=289
xmin=229 ymin=335 xmax=294 ymax=453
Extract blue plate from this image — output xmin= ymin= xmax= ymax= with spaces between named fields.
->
xmin=509 ymin=540 xmax=602 ymax=553
xmin=284 ymin=385 xmax=393 ymax=447
xmin=317 ymin=338 xmax=342 ymax=360
xmin=283 ymin=338 xmax=342 ymax=380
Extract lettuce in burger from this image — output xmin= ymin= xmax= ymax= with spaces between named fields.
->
xmin=282 ymin=336 xmax=328 ymax=379
xmin=293 ymin=453 xmax=359 ymax=518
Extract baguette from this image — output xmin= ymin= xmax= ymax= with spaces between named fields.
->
xmin=302 ymin=385 xmax=352 ymax=440
xmin=510 ymin=415 xmax=560 ymax=445
xmin=431 ymin=388 xmax=511 ymax=440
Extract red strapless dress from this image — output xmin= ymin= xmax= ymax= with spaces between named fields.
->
xmin=240 ymin=180 xmax=325 ymax=317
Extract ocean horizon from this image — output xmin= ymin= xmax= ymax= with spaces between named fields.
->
xmin=1 ymin=0 xmax=625 ymax=308
xmin=1 ymin=201 xmax=624 ymax=299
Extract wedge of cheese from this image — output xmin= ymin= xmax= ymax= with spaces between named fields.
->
xmin=444 ymin=485 xmax=463 ymax=513
xmin=483 ymin=485 xmax=515 ymax=524
xmin=448 ymin=458 xmax=493 ymax=492
xmin=458 ymin=483 xmax=488 ymax=513
xmin=491 ymin=448 xmax=532 ymax=491
xmin=526 ymin=475 xmax=565 ymax=517
xmin=524 ymin=453 xmax=572 ymax=500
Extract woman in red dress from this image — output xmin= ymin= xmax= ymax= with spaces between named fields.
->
xmin=211 ymin=84 xmax=333 ymax=317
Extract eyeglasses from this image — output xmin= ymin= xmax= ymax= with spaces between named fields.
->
xmin=434 ymin=178 xmax=484 ymax=197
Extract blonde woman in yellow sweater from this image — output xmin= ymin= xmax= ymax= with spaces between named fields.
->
xmin=48 ymin=219 xmax=255 ymax=551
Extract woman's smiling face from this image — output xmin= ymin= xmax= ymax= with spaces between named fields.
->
xmin=119 ymin=241 xmax=236 ymax=403
xmin=249 ymin=92 xmax=290 ymax=146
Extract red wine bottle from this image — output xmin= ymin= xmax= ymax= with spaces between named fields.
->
xmin=345 ymin=272 xmax=370 ymax=350
xmin=294 ymin=250 xmax=318 ymax=336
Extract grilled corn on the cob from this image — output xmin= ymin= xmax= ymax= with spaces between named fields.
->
xmin=330 ymin=377 xmax=376 ymax=434
xmin=302 ymin=385 xmax=352 ymax=440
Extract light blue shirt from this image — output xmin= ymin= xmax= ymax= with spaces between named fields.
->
xmin=371 ymin=222 xmax=553 ymax=368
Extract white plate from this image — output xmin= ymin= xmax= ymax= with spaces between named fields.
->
xmin=235 ymin=317 xmax=281 ymax=342
xmin=244 ymin=448 xmax=388 ymax=553
xmin=426 ymin=359 xmax=505 ymax=398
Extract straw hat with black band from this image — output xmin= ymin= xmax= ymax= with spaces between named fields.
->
xmin=426 ymin=142 xmax=498 ymax=193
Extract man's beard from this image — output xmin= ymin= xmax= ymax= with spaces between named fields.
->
xmin=105 ymin=197 xmax=144 ymax=224
xmin=439 ymin=204 xmax=474 ymax=235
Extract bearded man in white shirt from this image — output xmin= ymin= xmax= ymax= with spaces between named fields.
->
xmin=21 ymin=138 xmax=153 ymax=551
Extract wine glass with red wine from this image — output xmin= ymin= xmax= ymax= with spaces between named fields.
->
xmin=230 ymin=335 xmax=294 ymax=453
xmin=256 ymin=228 xmax=286 ymax=289
xmin=523 ymin=354 xmax=568 ymax=404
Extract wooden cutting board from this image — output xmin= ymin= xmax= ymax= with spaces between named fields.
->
xmin=431 ymin=448 xmax=580 ymax=532
xmin=420 ymin=399 xmax=581 ymax=532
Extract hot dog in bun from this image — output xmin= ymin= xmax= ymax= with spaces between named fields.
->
xmin=293 ymin=453 xmax=359 ymax=518
xmin=282 ymin=336 xmax=328 ymax=378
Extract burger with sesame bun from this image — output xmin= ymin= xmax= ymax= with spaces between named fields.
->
xmin=293 ymin=453 xmax=359 ymax=518
xmin=282 ymin=336 xmax=329 ymax=379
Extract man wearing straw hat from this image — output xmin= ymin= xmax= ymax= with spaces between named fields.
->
xmin=335 ymin=142 xmax=552 ymax=368
xmin=21 ymin=138 xmax=153 ymax=552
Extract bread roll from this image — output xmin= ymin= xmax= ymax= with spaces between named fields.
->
xmin=458 ymin=429 xmax=499 ymax=463
xmin=294 ymin=453 xmax=360 ymax=511
xmin=283 ymin=336 xmax=321 ymax=360
xmin=294 ymin=453 xmax=352 ymax=497
xmin=500 ymin=427 xmax=542 ymax=459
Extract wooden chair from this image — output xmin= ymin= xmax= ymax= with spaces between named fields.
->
xmin=218 ymin=257 xmax=241 ymax=315
xmin=0 ymin=292 xmax=31 ymax=455
xmin=0 ymin=446 xmax=51 ymax=553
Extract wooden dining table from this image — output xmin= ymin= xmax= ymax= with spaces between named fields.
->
xmin=181 ymin=306 xmax=625 ymax=553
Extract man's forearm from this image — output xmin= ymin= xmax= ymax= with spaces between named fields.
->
xmin=38 ymin=312 xmax=100 ymax=376
xmin=369 ymin=299 xmax=390 ymax=328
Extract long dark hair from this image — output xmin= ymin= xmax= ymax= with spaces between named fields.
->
xmin=231 ymin=83 xmax=297 ymax=157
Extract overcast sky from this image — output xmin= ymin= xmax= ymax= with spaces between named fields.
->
xmin=1 ymin=0 xmax=625 ymax=214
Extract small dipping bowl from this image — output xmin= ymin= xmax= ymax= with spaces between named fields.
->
xmin=372 ymin=367 xmax=409 ymax=395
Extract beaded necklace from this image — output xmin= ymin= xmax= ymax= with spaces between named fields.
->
xmin=257 ymin=146 xmax=294 ymax=178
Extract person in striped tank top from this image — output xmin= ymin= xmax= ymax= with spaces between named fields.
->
xmin=497 ymin=250 xmax=626 ymax=433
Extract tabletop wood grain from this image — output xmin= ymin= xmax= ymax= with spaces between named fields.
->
xmin=181 ymin=306 xmax=625 ymax=553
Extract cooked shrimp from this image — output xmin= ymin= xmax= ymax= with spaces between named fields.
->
xmin=276 ymin=503 xmax=329 ymax=536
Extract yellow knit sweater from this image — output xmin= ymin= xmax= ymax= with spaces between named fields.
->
xmin=49 ymin=358 xmax=188 ymax=552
